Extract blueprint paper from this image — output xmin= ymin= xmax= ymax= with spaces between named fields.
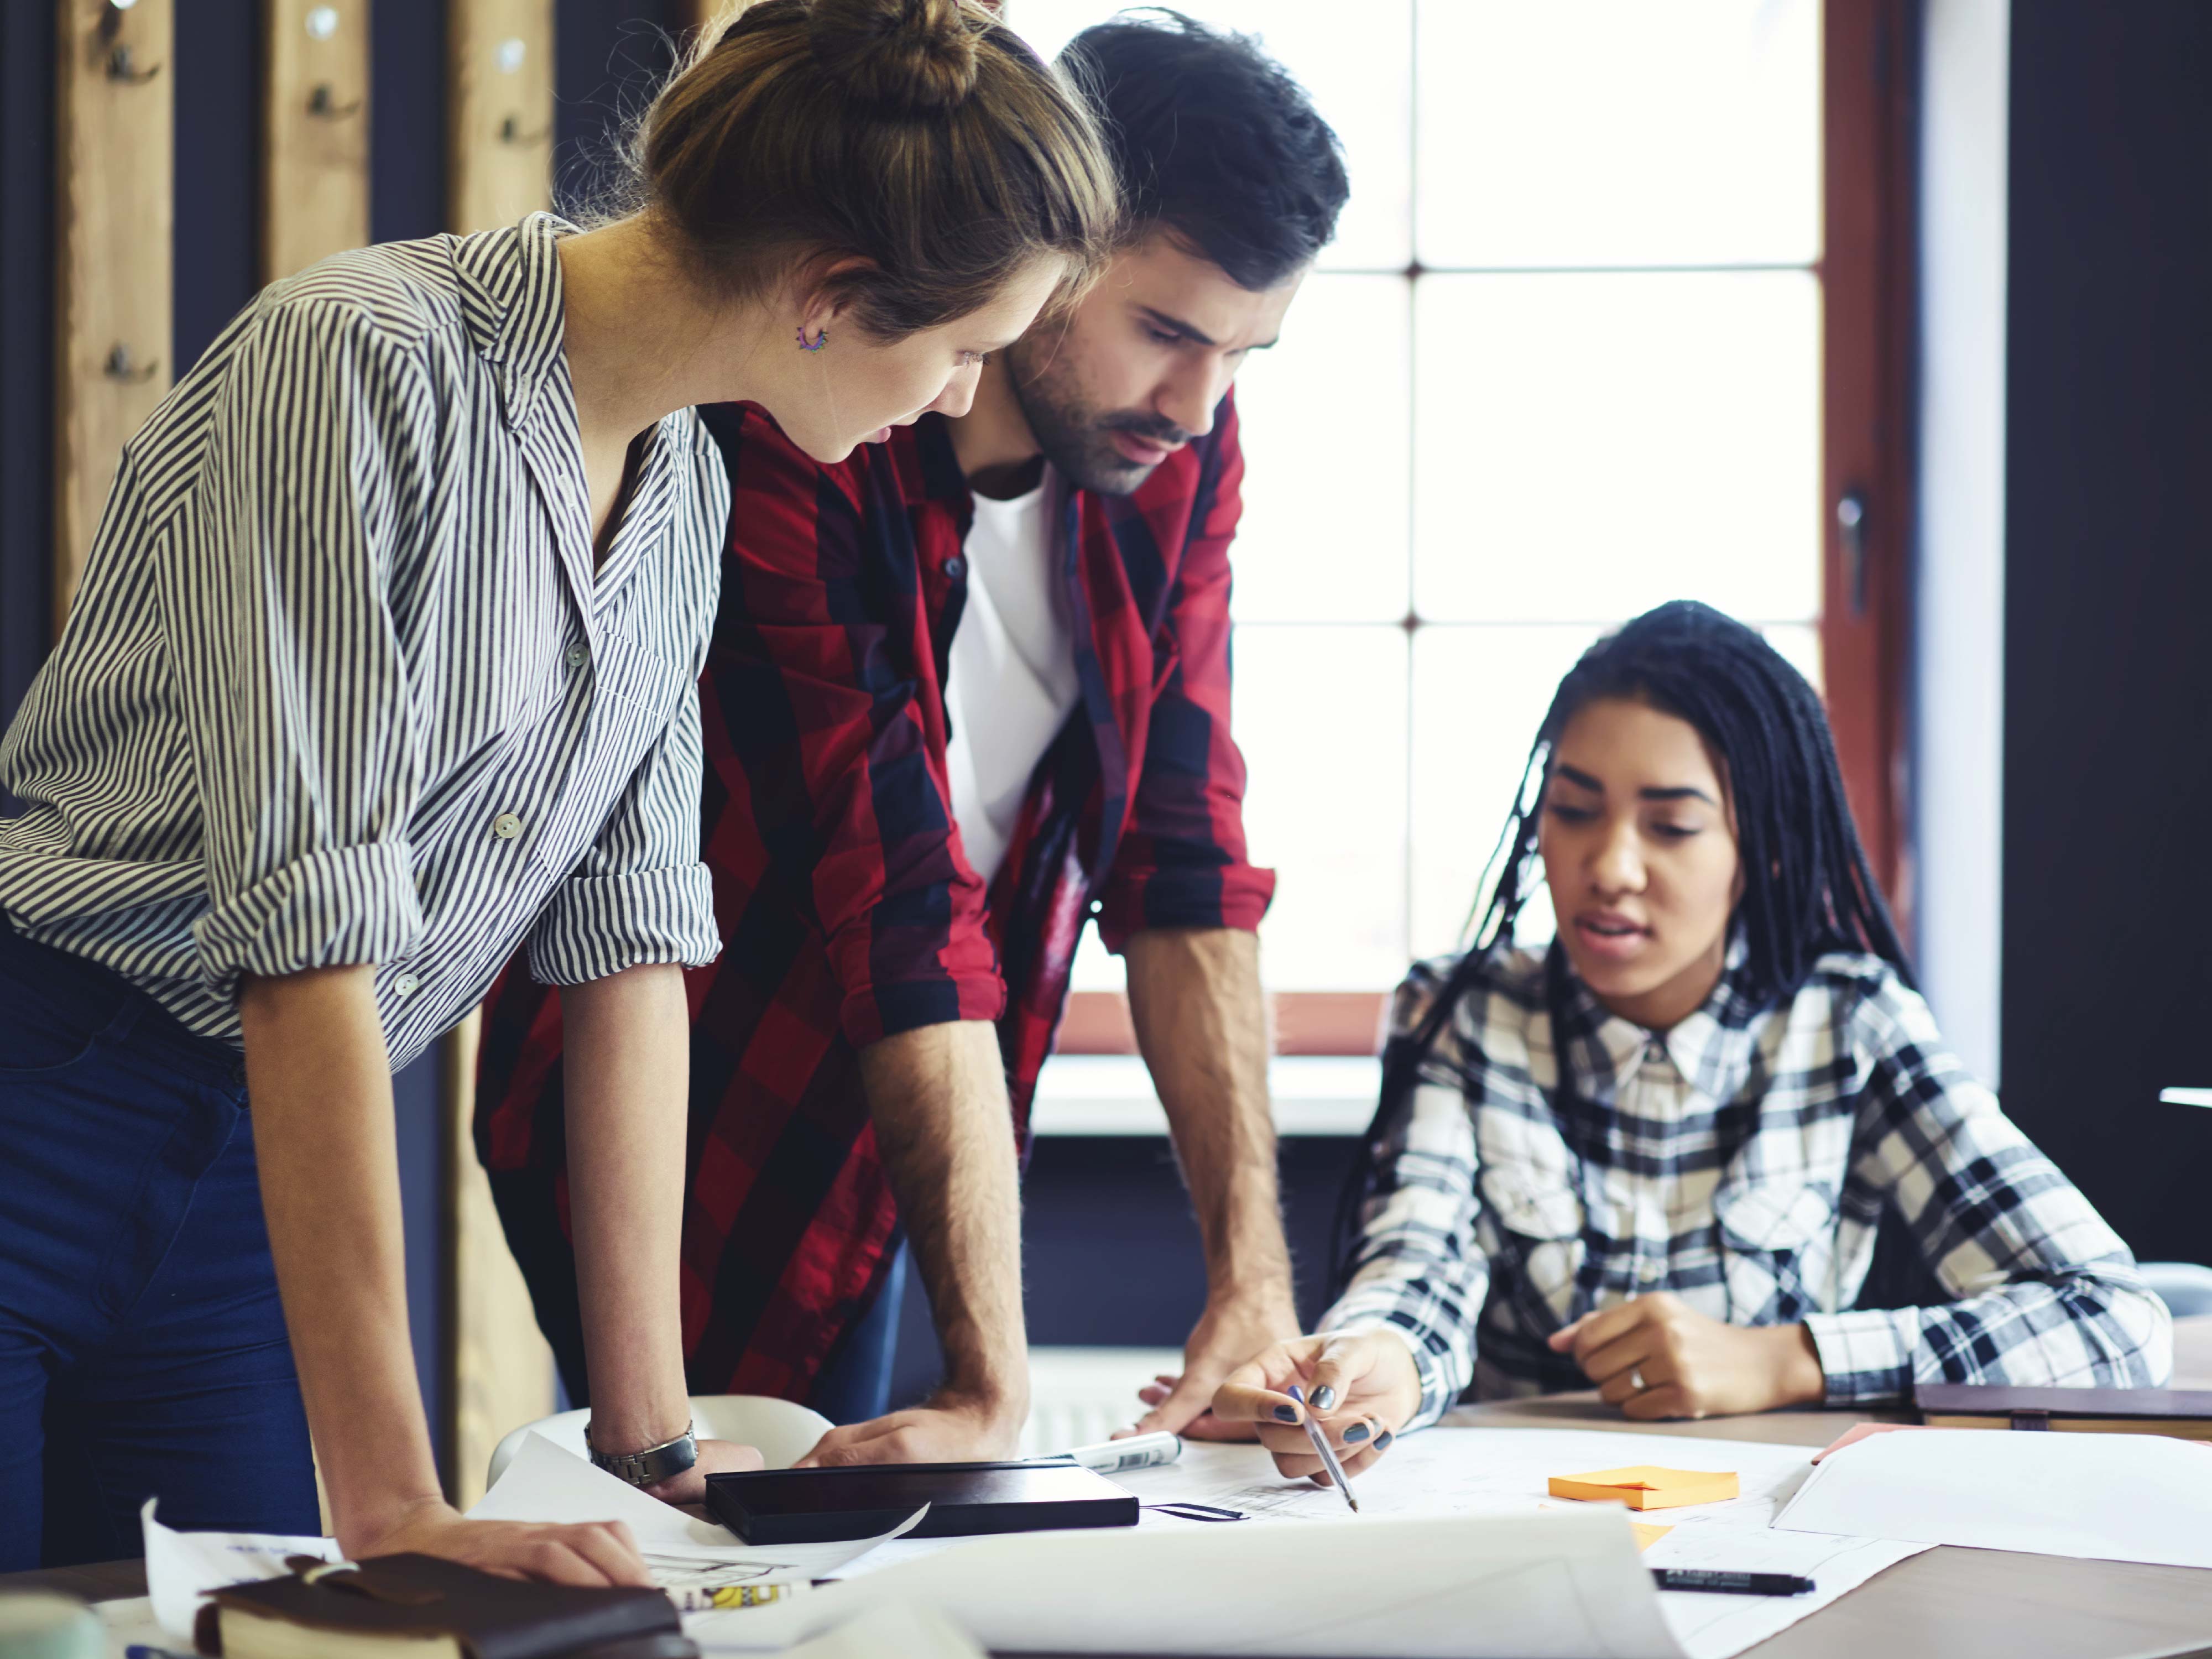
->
xmin=820 ymin=1428 xmax=1922 ymax=1659
xmin=140 ymin=1498 xmax=340 ymax=1640
xmin=1775 ymin=1426 xmax=2212 ymax=1569
xmin=690 ymin=1507 xmax=1685 ymax=1658
xmin=468 ymin=1431 xmax=926 ymax=1581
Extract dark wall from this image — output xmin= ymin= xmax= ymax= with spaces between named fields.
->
xmin=2001 ymin=3 xmax=2212 ymax=1266
xmin=0 ymin=3 xmax=55 ymax=752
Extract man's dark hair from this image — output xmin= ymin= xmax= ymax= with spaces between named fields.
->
xmin=1060 ymin=9 xmax=1348 ymax=290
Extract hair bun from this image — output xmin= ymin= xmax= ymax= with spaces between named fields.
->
xmin=808 ymin=0 xmax=982 ymax=115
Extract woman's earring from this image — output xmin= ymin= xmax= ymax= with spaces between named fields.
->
xmin=796 ymin=324 xmax=830 ymax=352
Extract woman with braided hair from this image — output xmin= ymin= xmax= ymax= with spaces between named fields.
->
xmin=1210 ymin=601 xmax=2168 ymax=1483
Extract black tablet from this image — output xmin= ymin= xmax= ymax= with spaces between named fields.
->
xmin=703 ymin=1459 xmax=1140 ymax=1545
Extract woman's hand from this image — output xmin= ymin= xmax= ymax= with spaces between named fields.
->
xmin=1207 ymin=1331 xmax=1422 ymax=1485
xmin=640 ymin=1437 xmax=766 ymax=1505
xmin=346 ymin=1499 xmax=653 ymax=1587
xmin=1547 ymin=1293 xmax=1825 ymax=1420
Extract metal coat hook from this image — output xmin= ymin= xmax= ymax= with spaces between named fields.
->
xmin=103 ymin=343 xmax=159 ymax=384
xmin=499 ymin=115 xmax=551 ymax=145
xmin=308 ymin=83 xmax=364 ymax=119
xmin=105 ymin=42 xmax=163 ymax=83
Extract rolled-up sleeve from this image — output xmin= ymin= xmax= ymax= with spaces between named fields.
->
xmin=1095 ymin=395 xmax=1276 ymax=950
xmin=182 ymin=298 xmax=436 ymax=997
xmin=1322 ymin=964 xmax=1491 ymax=1431
xmin=526 ymin=674 xmax=721 ymax=985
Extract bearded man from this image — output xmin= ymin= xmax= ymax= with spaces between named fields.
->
xmin=475 ymin=11 xmax=1349 ymax=1463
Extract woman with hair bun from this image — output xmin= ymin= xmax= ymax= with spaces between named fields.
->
xmin=0 ymin=0 xmax=1113 ymax=1580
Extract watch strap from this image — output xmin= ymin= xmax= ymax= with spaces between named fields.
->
xmin=588 ymin=1420 xmax=698 ymax=1487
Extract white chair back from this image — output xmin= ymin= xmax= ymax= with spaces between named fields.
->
xmin=484 ymin=1394 xmax=835 ymax=1491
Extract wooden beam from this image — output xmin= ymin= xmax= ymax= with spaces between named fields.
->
xmin=263 ymin=0 xmax=371 ymax=284
xmin=448 ymin=0 xmax=554 ymax=236
xmin=53 ymin=0 xmax=174 ymax=633
xmin=441 ymin=1008 xmax=556 ymax=1508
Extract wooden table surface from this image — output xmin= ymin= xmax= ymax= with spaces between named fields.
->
xmin=8 ymin=1318 xmax=2210 ymax=1659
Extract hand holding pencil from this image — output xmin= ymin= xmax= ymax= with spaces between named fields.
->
xmin=1208 ymin=1331 xmax=1422 ymax=1495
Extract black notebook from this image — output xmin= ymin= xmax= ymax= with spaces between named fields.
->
xmin=705 ymin=1458 xmax=1140 ymax=1545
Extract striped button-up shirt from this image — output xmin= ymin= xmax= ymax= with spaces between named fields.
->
xmin=1327 ymin=942 xmax=2172 ymax=1428
xmin=0 ymin=213 xmax=725 ymax=1073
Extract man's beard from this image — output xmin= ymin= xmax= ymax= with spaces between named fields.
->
xmin=1003 ymin=336 xmax=1190 ymax=498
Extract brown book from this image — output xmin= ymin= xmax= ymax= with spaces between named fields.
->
xmin=192 ymin=1553 xmax=698 ymax=1659
xmin=1914 ymin=1383 xmax=2212 ymax=1441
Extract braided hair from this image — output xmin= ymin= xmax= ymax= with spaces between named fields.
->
xmin=1333 ymin=601 xmax=1912 ymax=1291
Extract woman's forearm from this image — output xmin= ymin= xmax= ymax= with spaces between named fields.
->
xmin=560 ymin=963 xmax=693 ymax=1451
xmin=240 ymin=966 xmax=445 ymax=1548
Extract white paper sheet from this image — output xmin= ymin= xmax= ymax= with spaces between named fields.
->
xmin=140 ymin=1498 xmax=340 ymax=1639
xmin=1773 ymin=1426 xmax=2212 ymax=1569
xmin=779 ymin=1601 xmax=985 ymax=1659
xmin=688 ymin=1507 xmax=1686 ymax=1658
xmin=820 ymin=1430 xmax=1923 ymax=1659
xmin=467 ymin=1432 xmax=927 ymax=1582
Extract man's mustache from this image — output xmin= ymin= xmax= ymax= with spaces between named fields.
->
xmin=1099 ymin=413 xmax=1190 ymax=449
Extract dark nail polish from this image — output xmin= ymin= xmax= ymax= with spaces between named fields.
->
xmin=1274 ymin=1405 xmax=1300 ymax=1423
xmin=1343 ymin=1422 xmax=1371 ymax=1442
xmin=1311 ymin=1385 xmax=1338 ymax=1411
xmin=1375 ymin=1431 xmax=1394 ymax=1452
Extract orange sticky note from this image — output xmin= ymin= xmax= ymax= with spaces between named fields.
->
xmin=1546 ymin=1465 xmax=1740 ymax=1510
xmin=1629 ymin=1522 xmax=1673 ymax=1551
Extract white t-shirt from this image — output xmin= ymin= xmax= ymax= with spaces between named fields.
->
xmin=942 ymin=469 xmax=1083 ymax=884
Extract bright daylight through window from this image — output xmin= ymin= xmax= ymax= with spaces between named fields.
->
xmin=1006 ymin=1 xmax=1825 ymax=1034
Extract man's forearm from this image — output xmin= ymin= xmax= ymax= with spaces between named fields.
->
xmin=241 ymin=966 xmax=445 ymax=1547
xmin=1124 ymin=928 xmax=1292 ymax=1298
xmin=859 ymin=1020 xmax=1027 ymax=1416
xmin=561 ymin=964 xmax=692 ymax=1452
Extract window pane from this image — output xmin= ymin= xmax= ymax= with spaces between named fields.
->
xmin=1232 ymin=275 xmax=1410 ymax=623
xmin=1761 ymin=622 xmax=1824 ymax=696
xmin=1236 ymin=625 xmax=1408 ymax=988
xmin=1413 ymin=271 xmax=1820 ymax=625
xmin=1415 ymin=0 xmax=1819 ymax=269
xmin=1003 ymin=0 xmax=1411 ymax=270
xmin=1408 ymin=624 xmax=1598 ymax=962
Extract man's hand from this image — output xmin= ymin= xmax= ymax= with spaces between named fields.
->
xmin=1125 ymin=1290 xmax=1301 ymax=1441
xmin=639 ymin=1438 xmax=768 ymax=1505
xmin=1209 ymin=1331 xmax=1421 ymax=1485
xmin=796 ymin=1391 xmax=1025 ymax=1467
xmin=1547 ymin=1294 xmax=1826 ymax=1420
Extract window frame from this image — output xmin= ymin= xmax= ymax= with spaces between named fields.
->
xmin=1058 ymin=0 xmax=1916 ymax=1057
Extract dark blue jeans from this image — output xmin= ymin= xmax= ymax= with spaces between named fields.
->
xmin=0 ymin=922 xmax=317 ymax=1568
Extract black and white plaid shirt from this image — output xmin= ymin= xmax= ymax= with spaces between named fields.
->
xmin=1324 ymin=941 xmax=2172 ymax=1428
xmin=0 ymin=214 xmax=724 ymax=1072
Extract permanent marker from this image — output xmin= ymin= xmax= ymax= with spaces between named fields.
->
xmin=1651 ymin=1569 xmax=1814 ymax=1597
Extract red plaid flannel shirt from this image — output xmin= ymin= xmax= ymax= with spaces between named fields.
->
xmin=474 ymin=394 xmax=1274 ymax=1401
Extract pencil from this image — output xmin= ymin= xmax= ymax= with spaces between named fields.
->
xmin=1286 ymin=1383 xmax=1360 ymax=1514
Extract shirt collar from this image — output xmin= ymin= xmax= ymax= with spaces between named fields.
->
xmin=1552 ymin=931 xmax=1764 ymax=1103
xmin=453 ymin=211 xmax=576 ymax=432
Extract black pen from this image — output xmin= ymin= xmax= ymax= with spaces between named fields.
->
xmin=1651 ymin=1568 xmax=1815 ymax=1597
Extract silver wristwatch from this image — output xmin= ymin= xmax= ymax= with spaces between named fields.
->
xmin=587 ymin=1419 xmax=699 ymax=1487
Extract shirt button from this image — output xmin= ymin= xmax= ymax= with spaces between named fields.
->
xmin=1645 ymin=1039 xmax=1667 ymax=1063
xmin=566 ymin=644 xmax=587 ymax=669
xmin=492 ymin=812 xmax=524 ymax=840
xmin=1638 ymin=1258 xmax=1663 ymax=1284
xmin=393 ymin=971 xmax=420 ymax=998
xmin=943 ymin=556 xmax=967 ymax=580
